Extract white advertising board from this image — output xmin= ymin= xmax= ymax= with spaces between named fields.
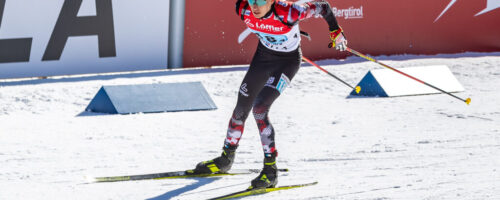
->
xmin=0 ymin=0 xmax=169 ymax=79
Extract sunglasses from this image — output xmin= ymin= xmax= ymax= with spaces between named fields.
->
xmin=248 ymin=0 xmax=267 ymax=6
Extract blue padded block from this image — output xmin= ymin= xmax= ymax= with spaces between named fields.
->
xmin=85 ymin=82 xmax=217 ymax=114
xmin=349 ymin=71 xmax=388 ymax=97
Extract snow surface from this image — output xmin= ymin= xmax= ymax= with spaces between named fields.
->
xmin=1 ymin=53 xmax=499 ymax=200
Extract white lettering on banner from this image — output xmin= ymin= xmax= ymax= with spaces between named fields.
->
xmin=0 ymin=0 xmax=170 ymax=79
xmin=332 ymin=6 xmax=364 ymax=20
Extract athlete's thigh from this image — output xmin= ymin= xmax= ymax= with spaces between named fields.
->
xmin=254 ymin=63 xmax=300 ymax=107
xmin=266 ymin=58 xmax=300 ymax=95
xmin=238 ymin=65 xmax=271 ymax=100
xmin=234 ymin=59 xmax=277 ymax=116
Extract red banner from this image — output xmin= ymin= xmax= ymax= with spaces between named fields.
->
xmin=183 ymin=0 xmax=500 ymax=68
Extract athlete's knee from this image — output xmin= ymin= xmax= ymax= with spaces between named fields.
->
xmin=252 ymin=103 xmax=269 ymax=120
xmin=232 ymin=106 xmax=250 ymax=122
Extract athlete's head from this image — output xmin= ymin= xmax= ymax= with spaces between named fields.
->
xmin=248 ymin=0 xmax=274 ymax=18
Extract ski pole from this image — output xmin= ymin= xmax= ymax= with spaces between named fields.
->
xmin=344 ymin=47 xmax=471 ymax=105
xmin=302 ymin=56 xmax=361 ymax=94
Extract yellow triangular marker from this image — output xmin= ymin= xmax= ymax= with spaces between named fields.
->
xmin=465 ymin=98 xmax=471 ymax=105
xmin=355 ymin=86 xmax=361 ymax=94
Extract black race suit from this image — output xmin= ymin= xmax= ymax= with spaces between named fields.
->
xmin=225 ymin=0 xmax=340 ymax=157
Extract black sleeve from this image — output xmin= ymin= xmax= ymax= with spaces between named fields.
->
xmin=315 ymin=1 xmax=340 ymax=31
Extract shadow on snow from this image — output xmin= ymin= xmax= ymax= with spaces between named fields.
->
xmin=147 ymin=177 xmax=221 ymax=200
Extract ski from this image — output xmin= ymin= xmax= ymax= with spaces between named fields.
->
xmin=207 ymin=181 xmax=318 ymax=200
xmin=89 ymin=168 xmax=289 ymax=183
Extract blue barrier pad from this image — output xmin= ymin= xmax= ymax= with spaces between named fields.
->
xmin=85 ymin=82 xmax=217 ymax=114
xmin=349 ymin=71 xmax=388 ymax=97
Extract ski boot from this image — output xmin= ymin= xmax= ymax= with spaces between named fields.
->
xmin=193 ymin=145 xmax=237 ymax=174
xmin=249 ymin=152 xmax=278 ymax=189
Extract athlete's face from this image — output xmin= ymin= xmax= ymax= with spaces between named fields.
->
xmin=249 ymin=0 xmax=274 ymax=18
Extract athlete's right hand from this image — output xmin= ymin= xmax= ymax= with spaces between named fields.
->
xmin=328 ymin=27 xmax=347 ymax=51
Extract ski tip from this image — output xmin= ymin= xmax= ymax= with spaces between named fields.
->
xmin=465 ymin=98 xmax=471 ymax=105
xmin=84 ymin=175 xmax=97 ymax=183
xmin=300 ymin=181 xmax=319 ymax=186
xmin=355 ymin=86 xmax=361 ymax=94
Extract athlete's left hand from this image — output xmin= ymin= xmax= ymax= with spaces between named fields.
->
xmin=329 ymin=27 xmax=347 ymax=51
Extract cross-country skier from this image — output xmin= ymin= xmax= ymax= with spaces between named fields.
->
xmin=194 ymin=0 xmax=347 ymax=189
